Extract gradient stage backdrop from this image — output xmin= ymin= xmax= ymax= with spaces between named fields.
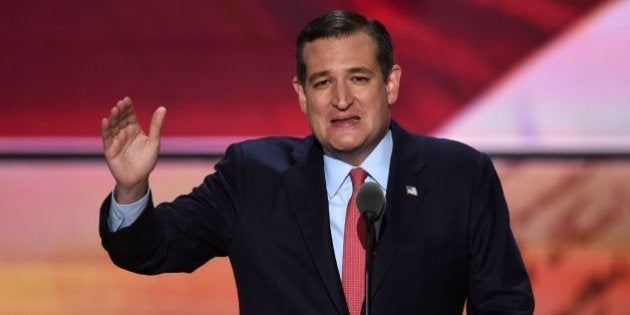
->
xmin=1 ymin=1 xmax=629 ymax=314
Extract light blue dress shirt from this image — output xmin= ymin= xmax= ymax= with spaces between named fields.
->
xmin=323 ymin=130 xmax=392 ymax=274
xmin=108 ymin=130 xmax=393 ymax=275
xmin=108 ymin=189 xmax=149 ymax=232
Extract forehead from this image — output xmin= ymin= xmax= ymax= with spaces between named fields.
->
xmin=302 ymin=32 xmax=379 ymax=74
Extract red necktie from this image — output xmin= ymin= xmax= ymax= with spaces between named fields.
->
xmin=342 ymin=167 xmax=368 ymax=315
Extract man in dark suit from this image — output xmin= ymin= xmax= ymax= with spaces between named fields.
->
xmin=100 ymin=10 xmax=534 ymax=314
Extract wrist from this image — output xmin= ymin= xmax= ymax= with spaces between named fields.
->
xmin=114 ymin=181 xmax=149 ymax=204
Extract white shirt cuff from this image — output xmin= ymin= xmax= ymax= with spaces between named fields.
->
xmin=107 ymin=187 xmax=150 ymax=232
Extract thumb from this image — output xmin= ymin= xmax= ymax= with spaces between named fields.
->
xmin=149 ymin=106 xmax=167 ymax=142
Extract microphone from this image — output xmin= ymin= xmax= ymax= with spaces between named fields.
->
xmin=356 ymin=181 xmax=385 ymax=224
xmin=356 ymin=181 xmax=384 ymax=315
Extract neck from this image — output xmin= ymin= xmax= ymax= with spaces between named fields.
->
xmin=324 ymin=134 xmax=387 ymax=167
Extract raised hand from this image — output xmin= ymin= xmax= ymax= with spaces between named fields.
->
xmin=100 ymin=97 xmax=166 ymax=203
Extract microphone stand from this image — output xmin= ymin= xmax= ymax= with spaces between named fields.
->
xmin=364 ymin=216 xmax=377 ymax=315
xmin=356 ymin=181 xmax=385 ymax=315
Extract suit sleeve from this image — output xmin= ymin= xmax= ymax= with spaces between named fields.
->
xmin=99 ymin=143 xmax=245 ymax=275
xmin=466 ymin=153 xmax=535 ymax=314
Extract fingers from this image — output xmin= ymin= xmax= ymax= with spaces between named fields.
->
xmin=101 ymin=117 xmax=109 ymax=136
xmin=101 ymin=96 xmax=165 ymax=148
xmin=149 ymin=106 xmax=167 ymax=143
xmin=102 ymin=97 xmax=137 ymax=138
xmin=108 ymin=97 xmax=136 ymax=131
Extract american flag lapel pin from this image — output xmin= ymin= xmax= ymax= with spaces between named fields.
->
xmin=405 ymin=185 xmax=418 ymax=197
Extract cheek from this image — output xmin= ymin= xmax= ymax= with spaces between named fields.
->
xmin=357 ymin=84 xmax=385 ymax=102
xmin=299 ymin=100 xmax=307 ymax=114
xmin=305 ymin=105 xmax=327 ymax=128
xmin=305 ymin=98 xmax=329 ymax=118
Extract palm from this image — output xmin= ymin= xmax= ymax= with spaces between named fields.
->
xmin=105 ymin=126 xmax=157 ymax=187
xmin=101 ymin=97 xmax=166 ymax=194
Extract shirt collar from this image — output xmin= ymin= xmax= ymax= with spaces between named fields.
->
xmin=324 ymin=130 xmax=393 ymax=199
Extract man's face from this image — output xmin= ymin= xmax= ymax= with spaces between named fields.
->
xmin=293 ymin=32 xmax=401 ymax=166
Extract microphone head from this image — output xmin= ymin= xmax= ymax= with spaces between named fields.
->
xmin=356 ymin=182 xmax=385 ymax=223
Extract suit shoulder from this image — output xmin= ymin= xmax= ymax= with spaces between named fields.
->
xmin=223 ymin=136 xmax=310 ymax=170
xmin=404 ymin=134 xmax=487 ymax=171
xmin=414 ymin=134 xmax=482 ymax=158
xmin=236 ymin=136 xmax=305 ymax=156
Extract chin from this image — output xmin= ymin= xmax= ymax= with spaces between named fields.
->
xmin=329 ymin=140 xmax=363 ymax=154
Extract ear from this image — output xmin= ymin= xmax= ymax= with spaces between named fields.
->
xmin=292 ymin=76 xmax=308 ymax=114
xmin=386 ymin=65 xmax=402 ymax=105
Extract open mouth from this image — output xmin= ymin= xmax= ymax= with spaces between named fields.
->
xmin=331 ymin=116 xmax=360 ymax=127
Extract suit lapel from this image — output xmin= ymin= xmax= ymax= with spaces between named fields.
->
xmin=280 ymin=123 xmax=430 ymax=310
xmin=371 ymin=123 xmax=428 ymax=295
xmin=282 ymin=137 xmax=347 ymax=315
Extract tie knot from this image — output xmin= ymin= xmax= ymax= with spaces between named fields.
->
xmin=349 ymin=167 xmax=368 ymax=190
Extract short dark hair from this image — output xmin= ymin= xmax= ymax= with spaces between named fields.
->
xmin=295 ymin=10 xmax=394 ymax=84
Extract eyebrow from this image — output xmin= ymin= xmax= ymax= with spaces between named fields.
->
xmin=308 ymin=71 xmax=330 ymax=84
xmin=347 ymin=67 xmax=373 ymax=75
xmin=307 ymin=67 xmax=375 ymax=84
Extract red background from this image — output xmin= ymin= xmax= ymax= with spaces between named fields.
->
xmin=1 ymin=0 xmax=601 ymax=137
xmin=4 ymin=2 xmax=630 ymax=315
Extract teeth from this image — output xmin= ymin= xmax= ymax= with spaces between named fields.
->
xmin=332 ymin=117 xmax=357 ymax=123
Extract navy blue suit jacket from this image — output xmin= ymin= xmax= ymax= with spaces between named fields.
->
xmin=100 ymin=121 xmax=534 ymax=314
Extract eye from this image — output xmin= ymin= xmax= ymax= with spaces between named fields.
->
xmin=351 ymin=76 xmax=370 ymax=84
xmin=313 ymin=80 xmax=331 ymax=89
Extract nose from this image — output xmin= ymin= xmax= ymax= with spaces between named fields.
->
xmin=332 ymin=81 xmax=353 ymax=110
